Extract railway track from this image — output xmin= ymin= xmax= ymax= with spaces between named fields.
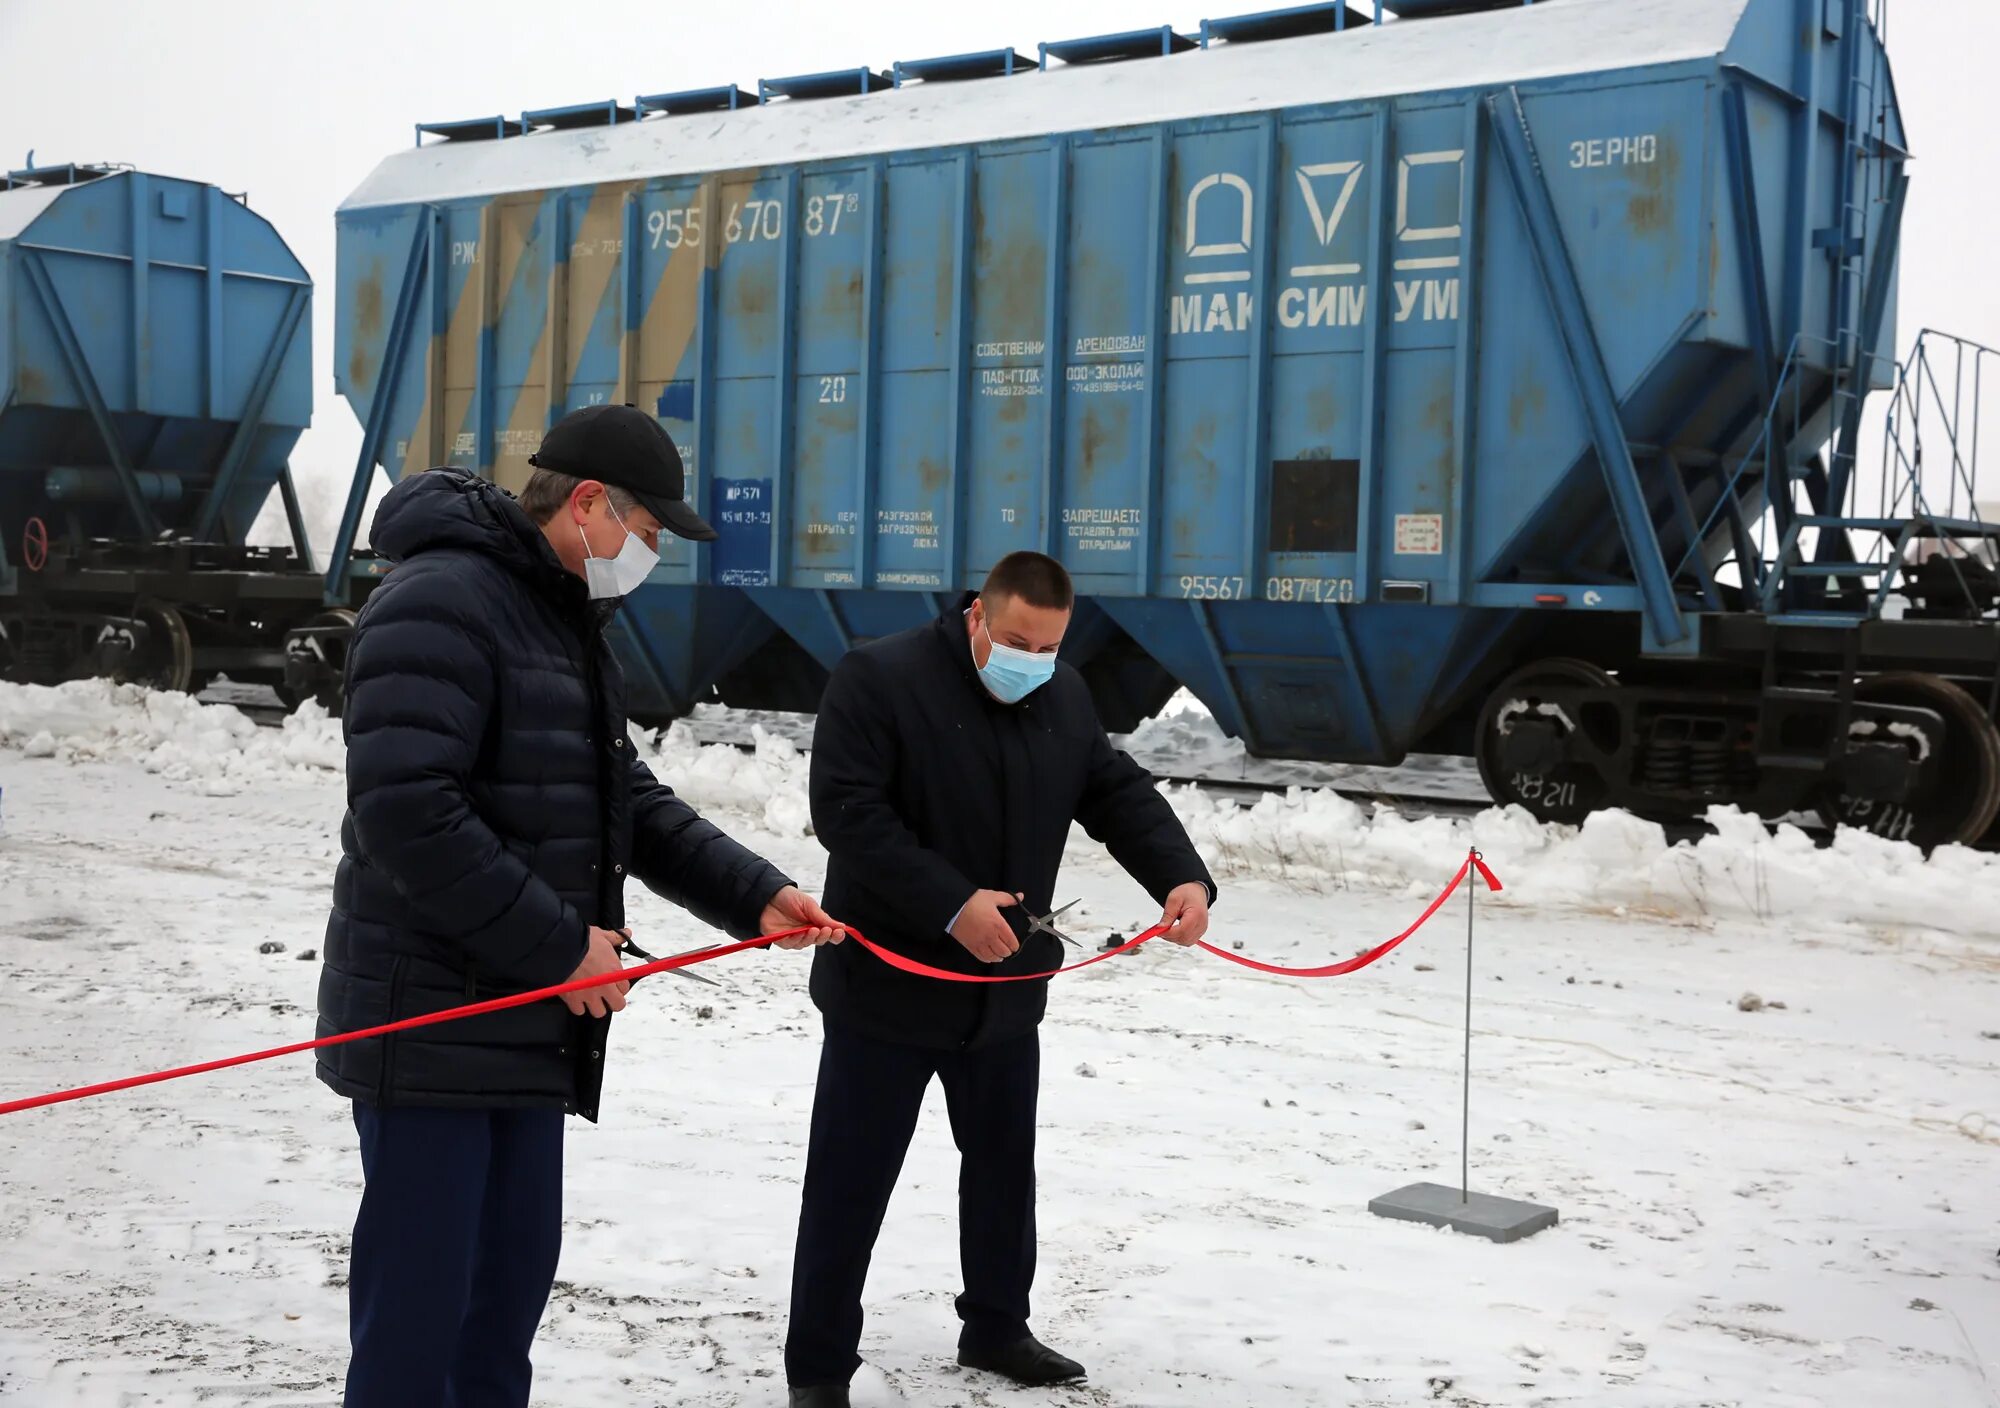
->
xmin=213 ymin=687 xmax=1823 ymax=844
xmin=213 ymin=684 xmax=1490 ymax=816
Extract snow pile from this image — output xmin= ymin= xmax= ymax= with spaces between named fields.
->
xmin=9 ymin=679 xmax=1999 ymax=940
xmin=1123 ymin=702 xmax=1250 ymax=774
xmin=1168 ymin=785 xmax=2000 ymax=941
xmin=0 ymin=680 xmax=809 ymax=822
xmin=631 ymin=719 xmax=814 ymax=837
xmin=0 ymin=680 xmax=344 ymax=791
xmin=1121 ymin=695 xmax=1487 ymax=799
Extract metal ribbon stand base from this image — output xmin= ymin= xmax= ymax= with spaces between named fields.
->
xmin=1369 ymin=848 xmax=1558 ymax=1244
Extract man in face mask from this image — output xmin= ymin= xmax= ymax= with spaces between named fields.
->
xmin=316 ymin=403 xmax=843 ymax=1408
xmin=783 ymin=551 xmax=1216 ymax=1408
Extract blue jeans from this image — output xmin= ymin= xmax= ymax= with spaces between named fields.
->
xmin=344 ymin=1103 xmax=565 ymax=1408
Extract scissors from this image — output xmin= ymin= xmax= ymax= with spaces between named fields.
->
xmin=1025 ymin=899 xmax=1084 ymax=949
xmin=617 ymin=935 xmax=723 ymax=987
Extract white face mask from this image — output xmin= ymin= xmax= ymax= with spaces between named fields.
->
xmin=578 ymin=505 xmax=659 ymax=599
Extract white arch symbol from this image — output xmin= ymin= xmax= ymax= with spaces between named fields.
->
xmin=1186 ymin=172 xmax=1254 ymax=258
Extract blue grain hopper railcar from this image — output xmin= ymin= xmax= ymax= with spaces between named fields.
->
xmin=0 ymin=162 xmax=350 ymax=698
xmin=331 ymin=0 xmax=2000 ymax=848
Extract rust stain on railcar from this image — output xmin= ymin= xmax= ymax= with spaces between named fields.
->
xmin=797 ymin=399 xmax=859 ymax=561
xmin=937 ymin=209 xmax=957 ymax=336
xmin=350 ymin=259 xmax=384 ymax=390
xmin=973 ymin=186 xmax=1048 ymax=341
xmin=485 ymin=194 xmax=558 ymax=495
xmin=1422 ymin=381 xmax=1455 ymax=497
xmin=1069 ymin=246 xmax=1126 ymax=355
xmin=730 ymin=264 xmax=775 ymax=322
xmin=1625 ymin=136 xmax=1682 ymax=241
xmin=1170 ymin=414 xmax=1223 ymax=557
xmin=1508 ymin=366 xmax=1548 ymax=436
xmin=1187 ymin=413 xmax=1221 ymax=500
xmin=567 ymin=180 xmax=643 ymax=396
xmin=1075 ymin=401 xmax=1134 ymax=491
xmin=818 ymin=269 xmax=863 ymax=325
xmin=1308 ymin=383 xmax=1339 ymax=438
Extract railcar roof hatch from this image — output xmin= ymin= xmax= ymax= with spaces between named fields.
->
xmin=637 ymin=86 xmax=757 ymax=117
xmin=1199 ymin=2 xmax=1369 ymax=46
xmin=414 ymin=116 xmax=527 ymax=146
xmin=1380 ymin=0 xmax=1537 ymax=16
xmin=1038 ymin=25 xmax=1197 ymax=68
xmin=892 ymin=49 xmax=1034 ymax=85
xmin=5 ymin=158 xmax=116 ymax=188
xmin=758 ymin=68 xmax=894 ymax=103
xmin=522 ymin=101 xmax=634 ymax=133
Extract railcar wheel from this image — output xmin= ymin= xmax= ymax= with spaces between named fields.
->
xmin=1474 ymin=657 xmax=1619 ymax=825
xmin=1816 ymin=672 xmax=2000 ymax=851
xmin=109 ymin=600 xmax=195 ymax=694
xmin=279 ymin=607 xmax=359 ymax=712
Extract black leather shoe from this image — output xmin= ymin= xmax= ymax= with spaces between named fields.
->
xmin=958 ymin=1334 xmax=1087 ymax=1386
xmin=787 ymin=1387 xmax=849 ymax=1407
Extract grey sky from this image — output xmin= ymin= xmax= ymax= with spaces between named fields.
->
xmin=2 ymin=0 xmax=1993 ymax=544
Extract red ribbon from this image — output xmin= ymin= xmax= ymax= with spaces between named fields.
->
xmin=1195 ymin=851 xmax=1501 ymax=977
xmin=0 ymin=853 xmax=1497 ymax=1118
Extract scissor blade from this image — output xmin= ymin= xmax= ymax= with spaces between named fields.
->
xmin=664 ymin=941 xmax=728 ymax=984
xmin=621 ymin=941 xmax=728 ymax=988
xmin=1028 ymin=900 xmax=1085 ymax=948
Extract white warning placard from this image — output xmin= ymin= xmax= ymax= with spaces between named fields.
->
xmin=1394 ymin=513 xmax=1444 ymax=555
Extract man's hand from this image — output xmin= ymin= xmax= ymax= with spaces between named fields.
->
xmin=562 ymin=927 xmax=631 ymax=1018
xmin=951 ymin=889 xmax=1022 ymax=964
xmin=1159 ymin=883 xmax=1211 ymax=947
xmin=761 ymin=885 xmax=846 ymax=950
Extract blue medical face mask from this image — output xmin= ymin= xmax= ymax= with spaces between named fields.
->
xmin=976 ymin=616 xmax=1058 ymax=703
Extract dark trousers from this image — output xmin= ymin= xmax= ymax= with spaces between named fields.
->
xmin=344 ymin=1103 xmax=565 ymax=1408
xmin=785 ymin=1019 xmax=1041 ymax=1387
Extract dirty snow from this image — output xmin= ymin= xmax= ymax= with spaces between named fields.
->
xmin=2 ymin=681 xmax=1998 ymax=1406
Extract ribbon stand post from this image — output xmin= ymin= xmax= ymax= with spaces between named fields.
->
xmin=1369 ymin=847 xmax=1558 ymax=1243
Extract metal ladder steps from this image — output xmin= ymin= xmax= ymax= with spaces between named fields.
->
xmin=1767 ymin=612 xmax=1872 ymax=626
xmin=1797 ymin=515 xmax=2000 ymax=538
xmin=1785 ymin=561 xmax=1891 ymax=576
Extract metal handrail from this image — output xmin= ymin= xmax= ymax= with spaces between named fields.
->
xmin=1675 ymin=327 xmax=1993 ymax=618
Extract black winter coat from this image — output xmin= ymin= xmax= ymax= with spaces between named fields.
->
xmin=808 ymin=595 xmax=1216 ymax=1050
xmin=315 ymin=469 xmax=791 ymax=1120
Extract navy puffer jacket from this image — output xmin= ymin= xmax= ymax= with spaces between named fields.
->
xmin=315 ymin=468 xmax=790 ymax=1120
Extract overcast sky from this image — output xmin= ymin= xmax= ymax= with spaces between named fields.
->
xmin=2 ymin=0 xmax=1995 ymax=543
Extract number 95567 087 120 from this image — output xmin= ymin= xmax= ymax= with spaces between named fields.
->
xmin=1177 ymin=576 xmax=1359 ymax=602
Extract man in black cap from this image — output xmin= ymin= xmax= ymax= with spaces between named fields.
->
xmin=317 ymin=403 xmax=843 ymax=1408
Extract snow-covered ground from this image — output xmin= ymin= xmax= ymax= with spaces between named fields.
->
xmin=2 ymin=681 xmax=1998 ymax=1407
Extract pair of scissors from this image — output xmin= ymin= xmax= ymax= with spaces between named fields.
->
xmin=618 ymin=935 xmax=723 ymax=987
xmin=1025 ymin=899 xmax=1084 ymax=949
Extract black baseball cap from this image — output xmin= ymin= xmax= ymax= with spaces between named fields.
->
xmin=528 ymin=403 xmax=717 ymax=542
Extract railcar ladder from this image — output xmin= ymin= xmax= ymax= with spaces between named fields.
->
xmin=1758 ymin=331 xmax=2000 ymax=622
xmin=1751 ymin=0 xmax=2000 ymax=624
xmin=1818 ymin=0 xmax=1890 ymax=519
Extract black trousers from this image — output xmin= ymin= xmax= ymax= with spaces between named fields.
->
xmin=785 ymin=1019 xmax=1041 ymax=1386
xmin=344 ymin=1103 xmax=565 ymax=1408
